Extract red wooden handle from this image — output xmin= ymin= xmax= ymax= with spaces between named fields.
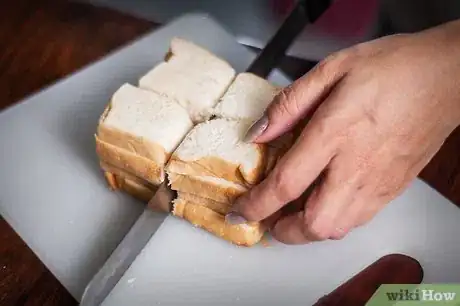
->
xmin=314 ymin=254 xmax=423 ymax=306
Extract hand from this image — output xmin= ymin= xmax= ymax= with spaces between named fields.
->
xmin=226 ymin=20 xmax=460 ymax=244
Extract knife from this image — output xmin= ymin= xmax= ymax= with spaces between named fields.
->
xmin=80 ymin=1 xmax=330 ymax=305
xmin=313 ymin=254 xmax=423 ymax=305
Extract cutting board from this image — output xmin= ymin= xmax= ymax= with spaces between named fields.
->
xmin=0 ymin=13 xmax=459 ymax=306
xmin=0 ymin=13 xmax=289 ymax=300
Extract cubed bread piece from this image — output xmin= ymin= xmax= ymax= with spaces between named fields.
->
xmin=172 ymin=195 xmax=265 ymax=247
xmin=165 ymin=118 xmax=267 ymax=186
xmin=139 ymin=37 xmax=236 ymax=123
xmin=96 ymin=83 xmax=193 ymax=185
xmin=212 ymin=72 xmax=280 ymax=122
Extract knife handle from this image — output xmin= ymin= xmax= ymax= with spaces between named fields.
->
xmin=247 ymin=0 xmax=331 ymax=78
xmin=314 ymin=254 xmax=423 ymax=306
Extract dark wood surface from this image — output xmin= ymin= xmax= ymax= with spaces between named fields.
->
xmin=0 ymin=1 xmax=154 ymax=305
xmin=0 ymin=1 xmax=458 ymax=306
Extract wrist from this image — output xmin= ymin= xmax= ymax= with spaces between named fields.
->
xmin=428 ymin=20 xmax=460 ymax=128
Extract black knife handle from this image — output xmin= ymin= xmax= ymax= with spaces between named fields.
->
xmin=247 ymin=0 xmax=332 ymax=78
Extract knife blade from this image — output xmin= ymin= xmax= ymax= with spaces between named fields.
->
xmin=80 ymin=2 xmax=330 ymax=305
xmin=80 ymin=183 xmax=174 ymax=306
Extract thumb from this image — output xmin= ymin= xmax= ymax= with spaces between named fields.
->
xmin=244 ymin=51 xmax=351 ymax=143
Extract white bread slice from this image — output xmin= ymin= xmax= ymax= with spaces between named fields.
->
xmin=165 ymin=118 xmax=267 ymax=186
xmin=120 ymin=178 xmax=156 ymax=203
xmin=96 ymin=83 xmax=193 ymax=185
xmin=176 ymin=192 xmax=230 ymax=215
xmin=103 ymin=169 xmax=156 ymax=203
xmin=100 ymin=161 xmax=158 ymax=192
xmin=168 ymin=172 xmax=247 ymax=204
xmin=172 ymin=194 xmax=265 ymax=247
xmin=212 ymin=72 xmax=280 ymax=122
xmin=138 ymin=37 xmax=236 ymax=123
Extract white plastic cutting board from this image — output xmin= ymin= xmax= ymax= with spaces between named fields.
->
xmin=0 ymin=13 xmax=289 ymax=300
xmin=0 ymin=13 xmax=459 ymax=306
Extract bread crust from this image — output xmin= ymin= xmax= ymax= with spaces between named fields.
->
xmin=95 ymin=136 xmax=164 ymax=185
xmin=172 ymin=198 xmax=265 ymax=247
xmin=168 ymin=173 xmax=246 ymax=204
xmin=176 ymin=192 xmax=230 ymax=215
xmin=100 ymin=161 xmax=157 ymax=191
xmin=104 ymin=171 xmax=119 ymax=190
xmin=167 ymin=143 xmax=267 ymax=187
xmin=119 ymin=177 xmax=156 ymax=202
xmin=102 ymin=169 xmax=157 ymax=202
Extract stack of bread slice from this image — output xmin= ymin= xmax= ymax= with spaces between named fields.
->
xmin=95 ymin=37 xmax=291 ymax=247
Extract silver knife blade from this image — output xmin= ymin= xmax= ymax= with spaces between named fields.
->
xmin=79 ymin=182 xmax=174 ymax=306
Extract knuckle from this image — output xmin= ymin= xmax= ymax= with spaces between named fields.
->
xmin=316 ymin=49 xmax=355 ymax=76
xmin=236 ymin=191 xmax=264 ymax=221
xmin=271 ymin=86 xmax=301 ymax=119
xmin=304 ymin=218 xmax=333 ymax=241
xmin=314 ymin=57 xmax=333 ymax=77
xmin=240 ymin=199 xmax=264 ymax=221
xmin=330 ymin=227 xmax=350 ymax=240
xmin=330 ymin=233 xmax=344 ymax=240
xmin=270 ymin=167 xmax=299 ymax=203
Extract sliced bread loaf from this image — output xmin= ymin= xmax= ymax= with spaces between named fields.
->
xmin=95 ymin=83 xmax=193 ymax=185
xmin=138 ymin=37 xmax=236 ymax=123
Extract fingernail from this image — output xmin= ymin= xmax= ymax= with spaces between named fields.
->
xmin=225 ymin=212 xmax=248 ymax=225
xmin=244 ymin=114 xmax=269 ymax=143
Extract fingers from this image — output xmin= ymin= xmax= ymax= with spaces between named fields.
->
xmin=271 ymin=177 xmax=389 ymax=244
xmin=271 ymin=212 xmax=311 ymax=244
xmin=244 ymin=50 xmax=352 ymax=144
xmin=228 ymin=116 xmax=339 ymax=223
xmin=271 ymin=165 xmax=356 ymax=244
xmin=261 ymin=210 xmax=283 ymax=230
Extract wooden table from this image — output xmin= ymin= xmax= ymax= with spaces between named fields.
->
xmin=0 ymin=1 xmax=458 ymax=305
